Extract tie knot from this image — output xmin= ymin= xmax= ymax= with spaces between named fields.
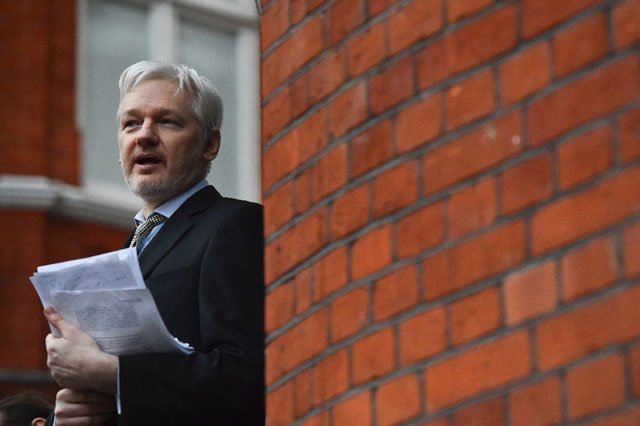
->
xmin=130 ymin=212 xmax=167 ymax=248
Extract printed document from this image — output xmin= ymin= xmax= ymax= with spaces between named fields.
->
xmin=30 ymin=248 xmax=192 ymax=356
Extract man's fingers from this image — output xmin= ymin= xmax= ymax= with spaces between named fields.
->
xmin=57 ymin=389 xmax=114 ymax=405
xmin=54 ymin=414 xmax=113 ymax=426
xmin=44 ymin=307 xmax=72 ymax=336
xmin=55 ymin=389 xmax=115 ymax=426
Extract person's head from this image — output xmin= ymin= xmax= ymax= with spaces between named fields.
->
xmin=117 ymin=61 xmax=223 ymax=211
xmin=0 ymin=392 xmax=52 ymax=426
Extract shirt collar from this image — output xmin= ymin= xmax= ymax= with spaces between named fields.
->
xmin=134 ymin=180 xmax=209 ymax=225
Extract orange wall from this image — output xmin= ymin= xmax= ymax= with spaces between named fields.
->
xmin=0 ymin=1 xmax=131 ymax=400
xmin=261 ymin=0 xmax=640 ymax=425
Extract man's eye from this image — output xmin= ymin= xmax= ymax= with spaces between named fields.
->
xmin=123 ymin=121 xmax=139 ymax=129
xmin=160 ymin=119 xmax=179 ymax=126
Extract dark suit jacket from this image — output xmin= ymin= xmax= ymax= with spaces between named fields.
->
xmin=116 ymin=185 xmax=265 ymax=425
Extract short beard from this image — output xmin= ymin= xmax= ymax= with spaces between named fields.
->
xmin=126 ymin=170 xmax=204 ymax=206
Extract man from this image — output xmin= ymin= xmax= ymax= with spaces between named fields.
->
xmin=0 ymin=392 xmax=52 ymax=426
xmin=43 ymin=61 xmax=264 ymax=425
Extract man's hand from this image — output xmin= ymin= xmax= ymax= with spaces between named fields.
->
xmin=53 ymin=388 xmax=116 ymax=426
xmin=45 ymin=307 xmax=118 ymax=394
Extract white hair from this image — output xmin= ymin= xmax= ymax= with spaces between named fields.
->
xmin=117 ymin=61 xmax=223 ymax=144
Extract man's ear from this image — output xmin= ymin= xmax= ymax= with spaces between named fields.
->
xmin=31 ymin=417 xmax=46 ymax=426
xmin=203 ymin=129 xmax=221 ymax=161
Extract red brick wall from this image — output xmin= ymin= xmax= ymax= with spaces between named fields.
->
xmin=261 ymin=0 xmax=640 ymax=424
xmin=0 ymin=0 xmax=130 ymax=400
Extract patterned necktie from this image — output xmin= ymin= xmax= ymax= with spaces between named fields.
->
xmin=129 ymin=212 xmax=167 ymax=248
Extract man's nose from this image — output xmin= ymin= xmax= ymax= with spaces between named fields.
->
xmin=136 ymin=120 xmax=158 ymax=146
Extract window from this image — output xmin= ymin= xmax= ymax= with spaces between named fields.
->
xmin=78 ymin=0 xmax=260 ymax=207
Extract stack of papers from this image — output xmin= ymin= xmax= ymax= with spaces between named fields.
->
xmin=30 ymin=248 xmax=192 ymax=356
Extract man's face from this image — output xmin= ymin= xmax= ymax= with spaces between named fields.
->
xmin=118 ymin=78 xmax=218 ymax=206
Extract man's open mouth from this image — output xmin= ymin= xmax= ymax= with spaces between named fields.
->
xmin=135 ymin=154 xmax=162 ymax=165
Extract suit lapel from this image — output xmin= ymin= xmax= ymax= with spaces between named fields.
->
xmin=138 ymin=186 xmax=221 ymax=278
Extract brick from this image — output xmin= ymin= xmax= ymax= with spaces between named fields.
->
xmin=619 ymin=106 xmax=640 ymax=163
xmin=558 ymin=125 xmax=613 ymax=190
xmin=448 ymin=177 xmax=497 ymax=239
xmin=265 ymin=208 xmax=326 ymax=284
xmin=332 ymin=392 xmax=371 ymax=426
xmin=266 ymin=308 xmax=328 ymax=385
xmin=307 ymin=0 xmax=325 ymax=12
xmin=346 ymin=21 xmax=387 ymax=77
xmin=528 ymin=57 xmax=639 ymax=146
xmin=521 ymin=0 xmax=601 ymax=38
xmin=293 ymin=368 xmax=313 ymax=418
xmin=374 ymin=265 xmax=419 ymax=321
xmin=424 ymin=221 xmax=526 ymax=299
xmin=623 ymin=222 xmax=640 ymax=277
xmin=262 ymin=134 xmax=297 ymax=191
xmin=376 ymin=374 xmax=421 ymax=426
xmin=296 ymin=108 xmax=328 ymax=164
xmin=370 ymin=56 xmax=415 ymax=115
xmin=535 ymin=285 xmax=640 ymax=370
xmin=531 ymin=166 xmax=640 ymax=255
xmin=501 ymin=152 xmax=553 ymax=214
xmin=423 ymin=112 xmax=523 ymax=194
xmin=294 ymin=267 xmax=314 ymax=314
xmin=264 ymin=180 xmax=294 ymax=236
xmin=351 ymin=224 xmax=393 ymax=280
xmin=315 ymin=247 xmax=348 ymax=299
xmin=0 ymin=11 xmax=48 ymax=177
xmin=294 ymin=171 xmax=312 ymax=214
xmin=453 ymin=397 xmax=504 ymax=426
xmin=567 ymin=354 xmax=625 ymax=419
xmin=396 ymin=94 xmax=442 ymax=153
xmin=329 ymin=82 xmax=369 ymax=137
xmin=266 ymin=281 xmax=294 ymax=333
xmin=0 ymin=212 xmax=47 ymax=369
xmin=260 ymin=0 xmax=289 ymax=50
xmin=561 ymin=237 xmax=618 ymax=301
xmin=425 ymin=331 xmax=530 ymax=410
xmin=509 ymin=377 xmax=562 ymax=426
xmin=266 ymin=380 xmax=295 ymax=426
xmin=350 ymin=120 xmax=393 ymax=178
xmin=309 ymin=49 xmax=346 ymax=104
xmin=632 ymin=343 xmax=640 ymax=398
xmin=450 ymin=286 xmax=501 ymax=345
xmin=313 ymin=349 xmax=349 ymax=404
xmin=580 ymin=408 xmax=640 ymax=426
xmin=504 ymin=262 xmax=557 ymax=325
xmin=262 ymin=16 xmax=324 ymax=98
xmin=499 ymin=42 xmax=551 ymax=105
xmin=553 ymin=12 xmax=608 ymax=77
xmin=327 ymin=0 xmax=365 ymax=46
xmin=417 ymin=419 xmax=448 ymax=426
xmin=299 ymin=410 xmax=329 ymax=426
xmin=399 ymin=306 xmax=447 ymax=366
xmin=290 ymin=74 xmax=310 ymax=118
xmin=372 ymin=161 xmax=419 ymax=218
xmin=396 ymin=202 xmax=446 ymax=259
xmin=330 ymin=184 xmax=370 ymax=239
xmin=290 ymin=0 xmax=307 ymax=24
xmin=388 ymin=0 xmax=442 ymax=54
xmin=368 ymin=0 xmax=395 ymax=16
xmin=352 ymin=327 xmax=395 ymax=384
xmin=417 ymin=6 xmax=517 ymax=88
xmin=330 ymin=287 xmax=369 ymax=342
xmin=448 ymin=0 xmax=492 ymax=22
xmin=445 ymin=69 xmax=495 ymax=130
xmin=613 ymin=0 xmax=640 ymax=48
xmin=310 ymin=144 xmax=348 ymax=202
